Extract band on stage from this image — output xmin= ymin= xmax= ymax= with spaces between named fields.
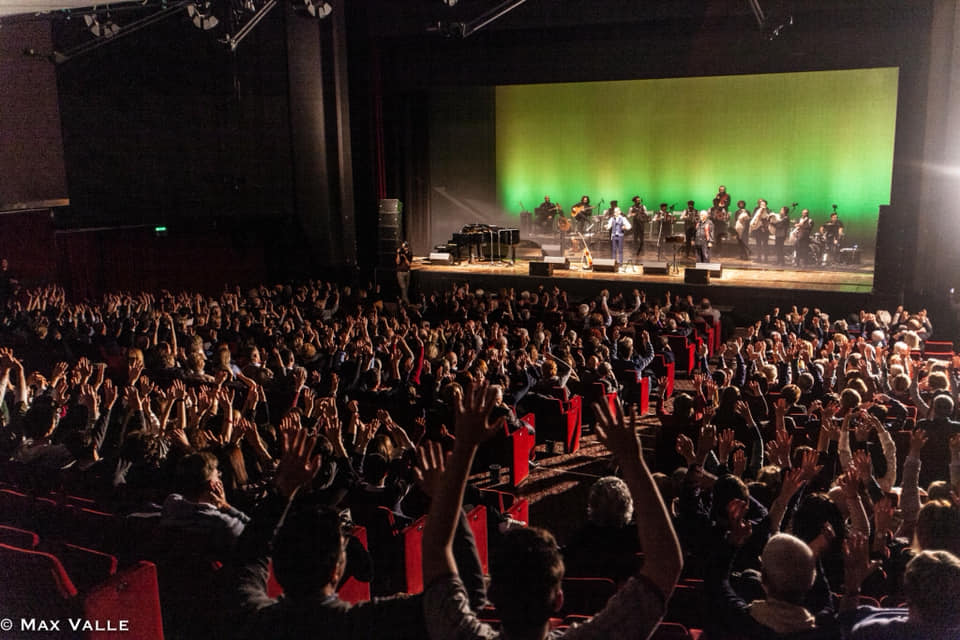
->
xmin=531 ymin=185 xmax=852 ymax=269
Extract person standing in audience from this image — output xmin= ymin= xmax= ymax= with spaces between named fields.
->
xmin=396 ymin=241 xmax=413 ymax=303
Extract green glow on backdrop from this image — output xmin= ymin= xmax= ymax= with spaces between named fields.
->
xmin=496 ymin=68 xmax=898 ymax=240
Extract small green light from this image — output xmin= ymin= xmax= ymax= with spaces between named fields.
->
xmin=154 ymin=226 xmax=167 ymax=232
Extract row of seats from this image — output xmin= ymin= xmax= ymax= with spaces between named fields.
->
xmin=0 ymin=523 xmax=163 ymax=640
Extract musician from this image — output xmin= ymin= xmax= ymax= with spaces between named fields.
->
xmin=654 ymin=203 xmax=672 ymax=260
xmin=710 ymin=206 xmax=730 ymax=258
xmin=535 ymin=196 xmax=561 ymax=232
xmin=604 ymin=206 xmax=632 ymax=265
xmin=771 ymin=206 xmax=791 ymax=266
xmin=794 ymin=209 xmax=814 ymax=267
xmin=629 ymin=196 xmax=650 ymax=254
xmin=681 ymin=201 xmax=698 ymax=258
xmin=733 ymin=200 xmax=751 ymax=260
xmin=572 ymin=195 xmax=593 ymax=234
xmin=713 ymin=185 xmax=732 ymax=212
xmin=822 ymin=211 xmax=845 ymax=263
xmin=603 ymin=200 xmax=622 ymax=220
xmin=694 ymin=210 xmax=714 ymax=263
xmin=749 ymin=198 xmax=771 ymax=262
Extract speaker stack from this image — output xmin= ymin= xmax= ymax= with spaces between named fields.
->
xmin=642 ymin=261 xmax=670 ymax=275
xmin=378 ymin=199 xmax=403 ymax=268
xmin=695 ymin=262 xmax=723 ymax=277
xmin=592 ymin=258 xmax=618 ymax=273
xmin=684 ymin=267 xmax=710 ymax=284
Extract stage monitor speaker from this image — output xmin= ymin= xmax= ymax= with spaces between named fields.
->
xmin=642 ymin=261 xmax=669 ymax=275
xmin=696 ymin=262 xmax=722 ymax=277
xmin=378 ymin=198 xmax=402 ymax=214
xmin=540 ymin=243 xmax=561 ymax=256
xmin=684 ymin=267 xmax=710 ymax=284
xmin=593 ymin=258 xmax=618 ymax=273
xmin=543 ymin=255 xmax=569 ymax=269
xmin=428 ymin=252 xmax=453 ymax=265
xmin=529 ymin=261 xmax=554 ymax=277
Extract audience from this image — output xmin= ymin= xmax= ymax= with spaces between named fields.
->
xmin=0 ymin=277 xmax=958 ymax=640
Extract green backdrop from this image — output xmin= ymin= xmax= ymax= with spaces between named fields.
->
xmin=495 ymin=68 xmax=899 ymax=241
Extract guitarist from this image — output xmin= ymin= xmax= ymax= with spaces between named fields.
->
xmin=534 ymin=195 xmax=562 ymax=233
xmin=571 ymin=195 xmax=593 ymax=234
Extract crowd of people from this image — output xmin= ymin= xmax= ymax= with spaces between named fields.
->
xmin=0 ymin=273 xmax=958 ymax=639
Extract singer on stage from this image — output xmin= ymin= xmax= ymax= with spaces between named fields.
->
xmin=605 ymin=206 xmax=631 ymax=264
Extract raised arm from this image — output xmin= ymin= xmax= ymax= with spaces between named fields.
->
xmin=594 ymin=399 xmax=683 ymax=597
xmin=421 ymin=383 xmax=503 ymax=586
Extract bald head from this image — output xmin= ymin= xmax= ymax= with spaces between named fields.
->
xmin=761 ymin=534 xmax=816 ymax=603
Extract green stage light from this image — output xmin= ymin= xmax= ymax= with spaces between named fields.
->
xmin=496 ymin=68 xmax=898 ymax=241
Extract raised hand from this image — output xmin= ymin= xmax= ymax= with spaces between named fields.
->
xmin=413 ymin=440 xmax=447 ymax=497
xmin=594 ymin=398 xmax=642 ymax=464
xmin=675 ymin=434 xmax=696 ymax=466
xmin=726 ymin=499 xmax=753 ymax=546
xmin=273 ymin=427 xmax=322 ymax=498
xmin=852 ymin=449 xmax=873 ymax=481
xmin=718 ymin=429 xmax=736 ymax=464
xmin=843 ymin=533 xmax=881 ymax=597
xmin=909 ymin=428 xmax=928 ymax=459
xmin=732 ymin=449 xmax=747 ymax=477
xmin=799 ymin=448 xmax=823 ymax=482
xmin=102 ymin=379 xmax=118 ymax=409
xmin=453 ymin=382 xmax=504 ymax=448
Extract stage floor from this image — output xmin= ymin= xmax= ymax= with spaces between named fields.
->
xmin=413 ymin=255 xmax=874 ymax=294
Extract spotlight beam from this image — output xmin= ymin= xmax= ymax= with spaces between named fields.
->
xmin=51 ymin=0 xmax=191 ymax=64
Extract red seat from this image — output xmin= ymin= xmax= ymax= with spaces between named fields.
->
xmin=652 ymin=622 xmax=694 ymax=640
xmin=50 ymin=542 xmax=119 ymax=594
xmin=402 ymin=516 xmax=426 ymax=594
xmin=0 ymin=523 xmax=39 ymax=549
xmin=338 ymin=525 xmax=371 ymax=604
xmin=665 ymin=335 xmax=695 ymax=374
xmin=509 ymin=413 xmax=536 ymax=487
xmin=534 ymin=395 xmax=582 ymax=454
xmin=623 ymin=371 xmax=650 ymax=416
xmin=0 ymin=542 xmax=78 ymax=620
xmin=0 ymin=488 xmax=31 ymax=526
xmin=652 ymin=354 xmax=675 ymax=397
xmin=84 ymin=561 xmax=164 ymax=639
xmin=466 ymin=505 xmax=488 ymax=574
xmin=479 ymin=488 xmax=530 ymax=527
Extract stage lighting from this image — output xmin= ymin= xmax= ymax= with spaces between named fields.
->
xmin=301 ymin=0 xmax=332 ymax=18
xmin=84 ymin=13 xmax=120 ymax=38
xmin=187 ymin=2 xmax=219 ymax=30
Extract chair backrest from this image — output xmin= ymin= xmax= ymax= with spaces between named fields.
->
xmin=466 ymin=505 xmax=489 ymax=574
xmin=338 ymin=525 xmax=371 ymax=604
xmin=0 ymin=542 xmax=78 ymax=619
xmin=402 ymin=516 xmax=426 ymax=594
xmin=51 ymin=542 xmax=119 ymax=593
xmin=0 ymin=523 xmax=39 ymax=549
xmin=84 ymin=561 xmax=164 ymax=640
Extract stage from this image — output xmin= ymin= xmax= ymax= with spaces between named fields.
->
xmin=409 ymin=248 xmax=891 ymax=322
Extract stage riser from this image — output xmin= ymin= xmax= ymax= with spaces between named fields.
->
xmin=412 ymin=269 xmax=895 ymax=326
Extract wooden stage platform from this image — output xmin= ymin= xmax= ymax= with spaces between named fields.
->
xmin=409 ymin=256 xmax=893 ymax=321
